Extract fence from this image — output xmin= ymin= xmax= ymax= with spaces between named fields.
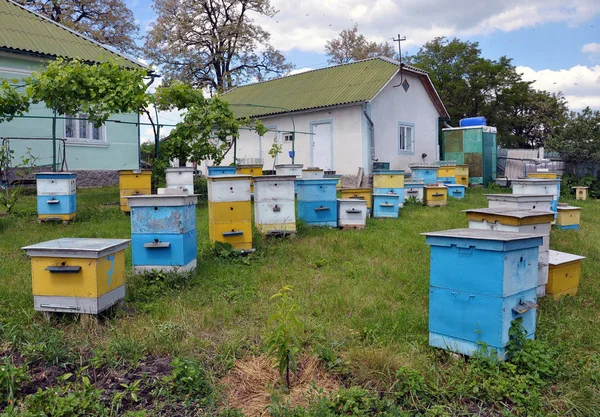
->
xmin=497 ymin=148 xmax=566 ymax=179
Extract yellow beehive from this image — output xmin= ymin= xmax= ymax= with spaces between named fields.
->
xmin=547 ymin=250 xmax=585 ymax=300
xmin=572 ymin=186 xmax=589 ymax=201
xmin=22 ymin=238 xmax=130 ymax=314
xmin=454 ymin=165 xmax=469 ymax=186
xmin=373 ymin=171 xmax=404 ymax=188
xmin=119 ymin=170 xmax=151 ymax=212
xmin=556 ymin=206 xmax=581 ymax=229
xmin=236 ymin=164 xmax=263 ymax=194
xmin=207 ymin=175 xmax=253 ymax=251
xmin=424 ymin=185 xmax=448 ymax=207
xmin=437 ymin=166 xmax=456 ymax=178
xmin=527 ymin=172 xmax=559 ymax=179
xmin=340 ymin=188 xmax=373 ymax=210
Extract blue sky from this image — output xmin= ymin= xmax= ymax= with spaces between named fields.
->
xmin=128 ymin=0 xmax=600 ymax=140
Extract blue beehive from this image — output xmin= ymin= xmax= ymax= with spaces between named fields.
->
xmin=436 ymin=177 xmax=455 ymax=185
xmin=36 ymin=172 xmax=77 ymax=222
xmin=372 ymin=193 xmax=400 ymax=218
xmin=207 ymin=166 xmax=237 ymax=176
xmin=296 ymin=178 xmax=338 ymax=227
xmin=446 ymin=184 xmax=466 ymax=199
xmin=422 ymin=228 xmax=542 ymax=358
xmin=410 ymin=166 xmax=437 ymax=185
xmin=128 ymin=195 xmax=198 ymax=273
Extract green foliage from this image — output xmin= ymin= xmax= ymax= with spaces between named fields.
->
xmin=325 ymin=24 xmax=396 ymax=65
xmin=193 ymin=177 xmax=208 ymax=201
xmin=127 ymin=270 xmax=192 ymax=306
xmin=265 ymin=286 xmax=302 ymax=389
xmin=0 ymin=357 xmax=28 ymax=407
xmin=161 ymin=358 xmax=213 ymax=403
xmin=0 ymin=80 xmax=30 ymax=123
xmin=560 ymin=172 xmax=599 ymax=199
xmin=546 ymin=107 xmax=600 ymax=163
xmin=27 ymin=58 xmax=149 ymax=127
xmin=268 ymin=137 xmax=283 ymax=169
xmin=0 ymin=145 xmax=37 ymax=214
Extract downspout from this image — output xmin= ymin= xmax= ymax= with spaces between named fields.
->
xmin=363 ymin=108 xmax=375 ymax=173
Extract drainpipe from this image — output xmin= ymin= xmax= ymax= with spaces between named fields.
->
xmin=363 ymin=108 xmax=375 ymax=174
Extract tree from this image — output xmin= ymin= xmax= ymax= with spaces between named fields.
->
xmin=325 ymin=24 xmax=396 ymax=64
xmin=0 ymin=81 xmax=30 ymax=123
xmin=144 ymin=0 xmax=294 ymax=93
xmin=16 ymin=0 xmax=139 ymax=55
xmin=407 ymin=37 xmax=568 ymax=148
xmin=546 ymin=107 xmax=600 ymax=164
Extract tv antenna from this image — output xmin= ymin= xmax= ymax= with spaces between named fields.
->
xmin=393 ymin=34 xmax=407 ymax=88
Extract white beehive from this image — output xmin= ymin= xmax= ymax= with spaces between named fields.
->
xmin=337 ymin=199 xmax=368 ymax=229
xmin=302 ymin=167 xmax=324 ymax=179
xmin=485 ymin=194 xmax=553 ymax=211
xmin=253 ymin=175 xmax=296 ymax=234
xmin=166 ymin=167 xmax=194 ymax=195
xmin=207 ymin=175 xmax=251 ymax=202
xmin=275 ymin=164 xmax=303 ymax=179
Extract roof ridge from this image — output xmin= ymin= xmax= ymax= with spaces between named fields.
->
xmin=3 ymin=0 xmax=145 ymax=68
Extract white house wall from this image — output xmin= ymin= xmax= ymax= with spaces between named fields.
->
xmin=370 ymin=72 xmax=440 ymax=171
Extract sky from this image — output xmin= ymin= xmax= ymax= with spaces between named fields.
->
xmin=127 ymin=0 xmax=600 ymax=142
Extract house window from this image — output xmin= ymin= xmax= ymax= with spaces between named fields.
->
xmin=282 ymin=133 xmax=294 ymax=142
xmin=398 ymin=122 xmax=415 ymax=154
xmin=64 ymin=114 xmax=105 ymax=142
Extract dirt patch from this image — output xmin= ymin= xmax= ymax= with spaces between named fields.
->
xmin=221 ymin=355 xmax=339 ymax=416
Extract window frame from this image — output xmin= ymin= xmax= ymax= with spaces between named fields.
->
xmin=282 ymin=132 xmax=294 ymax=143
xmin=63 ymin=113 xmax=106 ymax=145
xmin=398 ymin=121 xmax=415 ymax=155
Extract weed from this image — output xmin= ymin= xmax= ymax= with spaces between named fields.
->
xmin=160 ymin=357 xmax=213 ymax=404
xmin=127 ymin=269 xmax=192 ymax=306
xmin=0 ymin=356 xmax=28 ymax=407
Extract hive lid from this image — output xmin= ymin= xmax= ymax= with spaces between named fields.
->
xmin=22 ymin=238 xmax=130 ymax=258
xmin=557 ymin=205 xmax=581 ymax=211
xmin=253 ymin=175 xmax=296 ymax=182
xmin=119 ymin=169 xmax=151 ymax=174
xmin=275 ymin=164 xmax=303 ymax=168
xmin=166 ymin=167 xmax=194 ymax=172
xmin=296 ymin=178 xmax=339 ymax=185
xmin=340 ymin=187 xmax=372 ymax=192
xmin=35 ymin=172 xmax=76 ymax=178
xmin=337 ymin=198 xmax=367 ymax=204
xmin=571 ymin=186 xmax=589 ymax=189
xmin=207 ymin=174 xmax=251 ymax=180
xmin=127 ymin=194 xmax=198 ymax=207
xmin=303 ymin=167 xmax=324 ymax=171
xmin=549 ymin=250 xmax=585 ymax=265
xmin=422 ymin=228 xmax=541 ymax=241
xmin=373 ymin=169 xmax=405 ymax=174
xmin=424 ymin=185 xmax=447 ymax=188
xmin=446 ymin=184 xmax=465 ymax=188
xmin=462 ymin=207 xmax=555 ymax=218
xmin=512 ymin=178 xmax=561 ymax=184
xmin=485 ymin=193 xmax=554 ymax=201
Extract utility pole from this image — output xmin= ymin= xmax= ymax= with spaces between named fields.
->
xmin=393 ymin=34 xmax=407 ymax=88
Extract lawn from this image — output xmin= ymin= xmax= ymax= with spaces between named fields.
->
xmin=0 ymin=186 xmax=599 ymax=416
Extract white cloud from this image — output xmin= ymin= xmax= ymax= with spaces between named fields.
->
xmin=582 ymin=42 xmax=600 ymax=58
xmin=288 ymin=67 xmax=313 ymax=75
xmin=517 ymin=65 xmax=600 ymax=110
xmin=253 ymin=0 xmax=600 ymax=54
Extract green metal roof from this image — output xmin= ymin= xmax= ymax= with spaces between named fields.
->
xmin=0 ymin=0 xmax=143 ymax=69
xmin=223 ymin=58 xmax=400 ymax=119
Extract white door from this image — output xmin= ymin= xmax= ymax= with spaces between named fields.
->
xmin=311 ymin=122 xmax=333 ymax=170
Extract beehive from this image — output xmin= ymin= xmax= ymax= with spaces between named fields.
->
xmin=373 ymin=169 xmax=405 ymax=206
xmin=455 ymin=165 xmax=469 ymax=186
xmin=485 ymin=194 xmax=553 ymax=212
xmin=236 ymin=164 xmax=263 ymax=193
xmin=424 ymin=185 xmax=447 ymax=207
xmin=208 ymin=175 xmax=252 ymax=250
xmin=207 ymin=166 xmax=237 ymax=176
xmin=340 ymin=188 xmax=373 ymax=211
xmin=511 ymin=179 xmax=561 ymax=214
xmin=275 ymin=164 xmax=303 ymax=179
xmin=463 ymin=208 xmax=555 ymax=297
xmin=166 ymin=167 xmax=194 ymax=195
xmin=296 ymin=178 xmax=338 ymax=227
xmin=446 ymin=184 xmax=466 ymax=199
xmin=372 ymin=193 xmax=400 ymax=218
xmin=253 ymin=175 xmax=296 ymax=235
xmin=325 ymin=174 xmax=343 ymax=190
xmin=36 ymin=172 xmax=77 ymax=222
xmin=302 ymin=167 xmax=324 ymax=179
xmin=410 ymin=165 xmax=437 ymax=185
xmin=128 ymin=194 xmax=198 ymax=272
xmin=22 ymin=238 xmax=130 ymax=314
xmin=119 ymin=170 xmax=151 ymax=212
xmin=572 ymin=186 xmax=589 ymax=201
xmin=527 ymin=172 xmax=559 ymax=179
xmin=436 ymin=166 xmax=456 ymax=184
xmin=547 ymin=250 xmax=585 ymax=300
xmin=423 ymin=228 xmax=542 ymax=358
xmin=337 ymin=199 xmax=367 ymax=229
xmin=556 ymin=206 xmax=581 ymax=230
xmin=404 ymin=181 xmax=424 ymax=202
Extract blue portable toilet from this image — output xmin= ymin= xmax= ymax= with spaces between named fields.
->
xmin=296 ymin=178 xmax=338 ymax=227
xmin=422 ymin=228 xmax=542 ymax=358
xmin=128 ymin=194 xmax=198 ymax=273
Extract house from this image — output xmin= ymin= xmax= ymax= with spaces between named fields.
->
xmin=217 ymin=57 xmax=449 ymax=176
xmin=0 ymin=0 xmax=145 ymax=186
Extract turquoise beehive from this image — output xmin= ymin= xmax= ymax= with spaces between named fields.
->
xmin=296 ymin=178 xmax=338 ymax=227
xmin=422 ymin=228 xmax=542 ymax=358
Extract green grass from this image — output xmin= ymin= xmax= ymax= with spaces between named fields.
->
xmin=0 ymin=186 xmax=599 ymax=416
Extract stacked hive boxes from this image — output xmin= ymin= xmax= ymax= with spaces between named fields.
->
xmin=454 ymin=165 xmax=469 ymax=186
xmin=207 ymin=166 xmax=237 ymax=176
xmin=547 ymin=251 xmax=586 ymax=299
xmin=36 ymin=172 xmax=77 ymax=222
xmin=556 ymin=206 xmax=581 ymax=230
xmin=22 ymin=238 xmax=130 ymax=314
xmin=485 ymin=194 xmax=553 ymax=211
xmin=436 ymin=164 xmax=456 ymax=185
xmin=511 ymin=179 xmax=561 ymax=214
xmin=340 ymin=188 xmax=373 ymax=214
xmin=119 ymin=170 xmax=151 ymax=213
xmin=253 ymin=175 xmax=296 ymax=235
xmin=236 ymin=164 xmax=262 ymax=194
xmin=302 ymin=167 xmax=324 ymax=179
xmin=296 ymin=178 xmax=338 ymax=227
xmin=463 ymin=208 xmax=555 ymax=296
xmin=424 ymin=228 xmax=541 ymax=358
xmin=424 ymin=185 xmax=448 ymax=207
xmin=373 ymin=169 xmax=405 ymax=207
xmin=208 ymin=175 xmax=253 ymax=250
xmin=337 ymin=199 xmax=368 ymax=229
xmin=165 ymin=167 xmax=194 ymax=195
xmin=128 ymin=195 xmax=198 ymax=273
